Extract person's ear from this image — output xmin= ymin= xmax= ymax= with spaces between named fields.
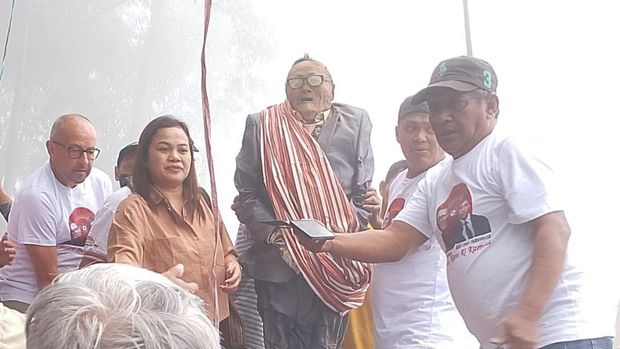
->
xmin=114 ymin=166 xmax=120 ymax=181
xmin=45 ymin=140 xmax=54 ymax=157
xmin=485 ymin=93 xmax=499 ymax=119
xmin=395 ymin=125 xmax=400 ymax=144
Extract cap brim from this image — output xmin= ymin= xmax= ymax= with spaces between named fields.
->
xmin=411 ymin=80 xmax=479 ymax=104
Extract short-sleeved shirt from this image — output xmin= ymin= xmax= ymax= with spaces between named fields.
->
xmin=371 ymin=159 xmax=476 ymax=348
xmin=108 ymin=189 xmax=237 ymax=320
xmin=82 ymin=186 xmax=132 ymax=262
xmin=0 ymin=162 xmax=112 ymax=304
xmin=395 ymin=131 xmax=615 ymax=347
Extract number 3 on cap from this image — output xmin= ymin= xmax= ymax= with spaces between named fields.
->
xmin=483 ymin=70 xmax=492 ymax=89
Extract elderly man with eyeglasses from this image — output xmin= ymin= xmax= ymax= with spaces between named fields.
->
xmin=0 ymin=114 xmax=112 ymax=313
xmin=232 ymin=55 xmax=374 ymax=349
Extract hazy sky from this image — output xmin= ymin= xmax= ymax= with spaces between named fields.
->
xmin=0 ymin=1 xmax=618 ymax=296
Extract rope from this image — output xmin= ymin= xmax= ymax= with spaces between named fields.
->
xmin=199 ymin=0 xmax=222 ymax=326
xmin=0 ymin=0 xmax=17 ymax=84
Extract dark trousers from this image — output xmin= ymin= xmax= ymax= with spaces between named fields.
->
xmin=255 ymin=275 xmax=348 ymax=349
xmin=0 ymin=300 xmax=29 ymax=313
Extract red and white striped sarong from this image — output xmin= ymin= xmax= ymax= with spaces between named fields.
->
xmin=259 ymin=101 xmax=372 ymax=313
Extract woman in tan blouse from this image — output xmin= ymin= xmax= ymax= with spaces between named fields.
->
xmin=108 ymin=115 xmax=241 ymax=322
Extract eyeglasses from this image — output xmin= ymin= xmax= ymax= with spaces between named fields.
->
xmin=286 ymin=75 xmax=331 ymax=89
xmin=51 ymin=140 xmax=100 ymax=160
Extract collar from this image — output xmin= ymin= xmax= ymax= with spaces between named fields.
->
xmin=294 ymin=107 xmax=332 ymax=124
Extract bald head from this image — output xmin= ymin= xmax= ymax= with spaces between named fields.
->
xmin=47 ymin=114 xmax=98 ymax=188
xmin=49 ymin=114 xmax=93 ymax=139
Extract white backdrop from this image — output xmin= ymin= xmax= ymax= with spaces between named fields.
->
xmin=1 ymin=1 xmax=618 ymax=330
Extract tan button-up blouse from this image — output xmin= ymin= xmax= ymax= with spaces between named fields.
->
xmin=107 ymin=189 xmax=236 ymax=320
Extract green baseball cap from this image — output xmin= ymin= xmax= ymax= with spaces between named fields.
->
xmin=412 ymin=56 xmax=497 ymax=104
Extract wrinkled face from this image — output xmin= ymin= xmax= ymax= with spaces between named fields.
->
xmin=285 ymin=60 xmax=334 ymax=120
xmin=427 ymin=88 xmax=497 ymax=159
xmin=396 ymin=112 xmax=444 ymax=173
xmin=115 ymin=155 xmax=136 ymax=187
xmin=147 ymin=127 xmax=191 ymax=189
xmin=47 ymin=119 xmax=97 ymax=188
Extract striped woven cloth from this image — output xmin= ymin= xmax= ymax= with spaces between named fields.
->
xmin=258 ymin=101 xmax=372 ymax=313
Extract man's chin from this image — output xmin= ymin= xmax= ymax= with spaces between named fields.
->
xmin=70 ymin=172 xmax=91 ymax=184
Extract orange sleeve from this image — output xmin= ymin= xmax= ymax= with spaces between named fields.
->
xmin=107 ymin=199 xmax=146 ymax=266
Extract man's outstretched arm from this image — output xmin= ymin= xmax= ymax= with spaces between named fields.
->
xmin=307 ymin=221 xmax=428 ymax=263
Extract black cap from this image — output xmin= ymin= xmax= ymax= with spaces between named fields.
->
xmin=398 ymin=96 xmax=428 ymax=120
xmin=412 ymin=56 xmax=497 ymax=104
xmin=116 ymin=142 xmax=138 ymax=167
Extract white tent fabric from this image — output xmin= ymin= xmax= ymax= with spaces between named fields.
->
xmin=0 ymin=1 xmax=618 ymax=343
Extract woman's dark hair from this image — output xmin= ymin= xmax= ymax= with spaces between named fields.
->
xmin=132 ymin=116 xmax=204 ymax=220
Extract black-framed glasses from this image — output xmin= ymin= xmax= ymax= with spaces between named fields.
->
xmin=51 ymin=140 xmax=100 ymax=160
xmin=286 ymin=75 xmax=331 ymax=89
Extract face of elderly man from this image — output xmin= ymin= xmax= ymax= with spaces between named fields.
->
xmin=46 ymin=115 xmax=98 ymax=188
xmin=285 ymin=60 xmax=335 ymax=122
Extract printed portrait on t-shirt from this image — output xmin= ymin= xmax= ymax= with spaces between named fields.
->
xmin=64 ymin=207 xmax=95 ymax=246
xmin=382 ymin=197 xmax=406 ymax=229
xmin=436 ymin=183 xmax=491 ymax=251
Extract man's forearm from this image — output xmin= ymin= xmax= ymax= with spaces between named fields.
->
xmin=36 ymin=269 xmax=58 ymax=290
xmin=25 ymin=245 xmax=59 ymax=290
xmin=325 ymin=221 xmax=427 ymax=263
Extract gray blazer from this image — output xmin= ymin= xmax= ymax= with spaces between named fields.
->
xmin=233 ymin=103 xmax=374 ymax=282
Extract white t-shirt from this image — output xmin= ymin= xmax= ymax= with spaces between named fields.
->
xmin=83 ymin=186 xmax=132 ymax=260
xmin=371 ymin=158 xmax=476 ymax=349
xmin=396 ymin=131 xmax=615 ymax=348
xmin=0 ymin=162 xmax=112 ymax=304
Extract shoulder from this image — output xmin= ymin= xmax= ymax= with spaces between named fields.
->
xmin=14 ymin=164 xmax=59 ymax=205
xmin=420 ymin=156 xmax=452 ymax=193
xmin=103 ymin=187 xmax=132 ymax=207
xmin=427 ymin=156 xmax=452 ymax=179
xmin=242 ymin=112 xmax=263 ymax=133
xmin=247 ymin=112 xmax=262 ymax=122
xmin=332 ymin=103 xmax=369 ymax=118
xmin=86 ymin=168 xmax=113 ymax=187
xmin=491 ymin=132 xmax=549 ymax=167
xmin=116 ymin=193 xmax=150 ymax=215
xmin=14 ymin=184 xmax=54 ymax=209
xmin=19 ymin=162 xmax=54 ymax=189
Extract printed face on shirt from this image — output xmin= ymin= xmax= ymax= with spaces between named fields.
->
xmin=426 ymin=88 xmax=497 ymax=159
xmin=457 ymin=199 xmax=471 ymax=220
xmin=436 ymin=208 xmax=449 ymax=232
xmin=147 ymin=127 xmax=191 ymax=189
xmin=285 ymin=60 xmax=334 ymax=122
xmin=47 ymin=116 xmax=98 ymax=188
xmin=396 ymin=112 xmax=444 ymax=173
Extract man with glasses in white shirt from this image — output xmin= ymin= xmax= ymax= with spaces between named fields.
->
xmin=0 ymin=114 xmax=112 ymax=313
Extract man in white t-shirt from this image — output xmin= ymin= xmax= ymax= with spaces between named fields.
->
xmin=371 ymin=96 xmax=475 ymax=348
xmin=80 ymin=142 xmax=137 ymax=267
xmin=0 ymin=114 xmax=112 ymax=313
xmin=301 ymin=56 xmax=615 ymax=348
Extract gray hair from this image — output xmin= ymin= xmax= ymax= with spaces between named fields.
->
xmin=26 ymin=263 xmax=220 ymax=349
